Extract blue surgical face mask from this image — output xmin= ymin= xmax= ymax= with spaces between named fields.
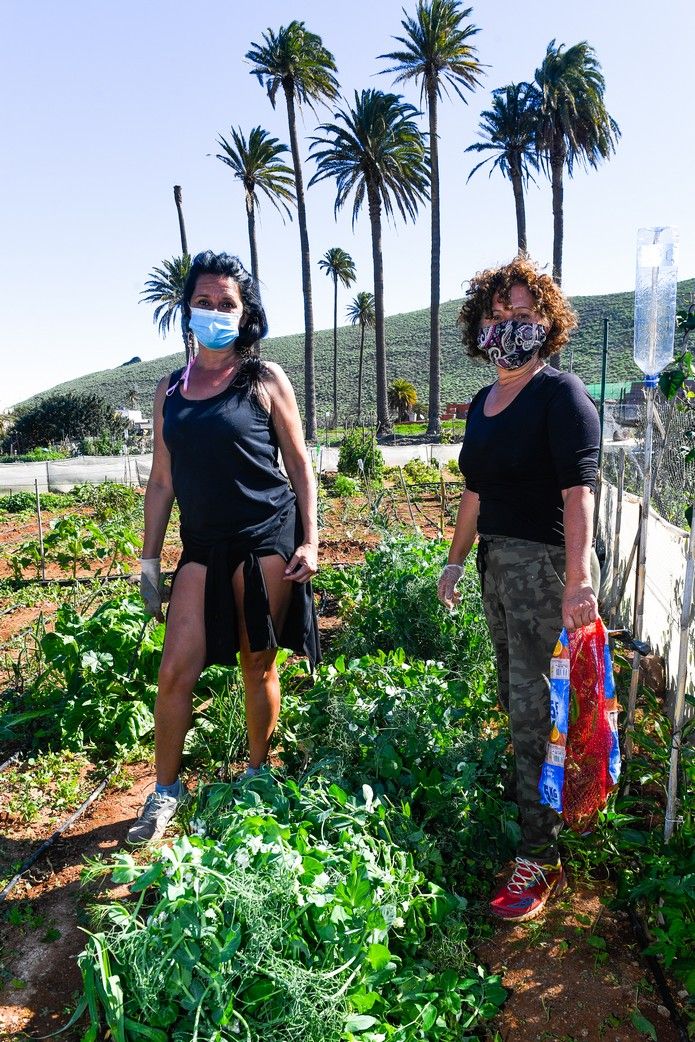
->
xmin=189 ymin=307 xmax=240 ymax=350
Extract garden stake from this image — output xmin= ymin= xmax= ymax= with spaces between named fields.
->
xmin=593 ymin=318 xmax=609 ymax=539
xmin=439 ymin=471 xmax=446 ymax=537
xmin=397 ymin=466 xmax=418 ymax=533
xmin=627 ymin=227 xmax=679 ymax=765
xmin=664 ymin=503 xmax=695 ymax=842
xmin=615 ymin=505 xmax=642 ymax=613
xmin=626 ymin=415 xmax=651 ymax=766
xmin=34 ymin=477 xmax=46 ymax=581
xmin=608 ymin=448 xmax=625 ymax=627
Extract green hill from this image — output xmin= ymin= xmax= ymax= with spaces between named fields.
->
xmin=20 ymin=279 xmax=695 ymax=419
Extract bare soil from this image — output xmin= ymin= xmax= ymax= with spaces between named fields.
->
xmin=477 ymin=877 xmax=681 ymax=1042
xmin=0 ymin=502 xmax=688 ymax=1041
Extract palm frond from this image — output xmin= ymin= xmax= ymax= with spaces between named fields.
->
xmin=379 ymin=0 xmax=484 ymax=105
xmin=246 ymin=21 xmax=339 ymax=117
xmin=140 ymin=255 xmax=191 ymax=339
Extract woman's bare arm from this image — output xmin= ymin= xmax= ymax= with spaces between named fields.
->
xmin=262 ymin=362 xmax=318 ymax=584
xmin=142 ymin=377 xmax=175 ymax=559
xmin=561 ymin=484 xmax=598 ymax=631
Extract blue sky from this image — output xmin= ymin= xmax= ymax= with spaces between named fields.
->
xmin=3 ymin=0 xmax=694 ymax=408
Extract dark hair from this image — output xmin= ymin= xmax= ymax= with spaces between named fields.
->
xmin=182 ymin=251 xmax=268 ymax=355
xmin=457 ymin=255 xmax=578 ymax=360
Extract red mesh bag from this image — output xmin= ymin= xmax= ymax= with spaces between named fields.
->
xmin=563 ymin=620 xmax=621 ymax=830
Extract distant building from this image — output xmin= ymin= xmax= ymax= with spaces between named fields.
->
xmin=441 ymin=402 xmax=470 ymax=421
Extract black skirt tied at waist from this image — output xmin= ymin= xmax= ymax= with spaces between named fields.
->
xmin=171 ymin=507 xmax=321 ymax=670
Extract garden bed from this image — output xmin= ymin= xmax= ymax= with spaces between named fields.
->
xmin=0 ymin=492 xmax=691 ymax=1041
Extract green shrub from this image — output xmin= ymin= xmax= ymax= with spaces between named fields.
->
xmin=402 ymin=458 xmax=440 ymax=484
xmin=338 ymin=429 xmax=384 ymax=484
xmin=71 ymin=480 xmax=141 ymax=522
xmin=445 ymin=459 xmax=461 ymax=476
xmin=332 ymin=474 xmax=359 ymax=497
xmin=0 ymin=448 xmax=69 ymax=463
xmin=0 ymin=491 xmax=35 ymax=513
xmin=0 ymin=490 xmax=76 ymax=514
xmin=328 ymin=533 xmax=494 ymax=686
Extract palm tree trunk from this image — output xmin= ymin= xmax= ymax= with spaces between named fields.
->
xmin=551 ymin=150 xmax=564 ymax=286
xmin=332 ymin=273 xmax=338 ymax=428
xmin=549 ymin=144 xmax=565 ymax=369
xmin=357 ymin=322 xmax=365 ymax=423
xmin=173 ymin=186 xmax=189 ymax=256
xmin=426 ymin=80 xmax=441 ymax=439
xmin=510 ymin=160 xmax=527 ymax=254
xmin=283 ymin=83 xmax=316 ymax=441
xmin=245 ymin=192 xmax=259 ymax=284
xmin=173 ymin=186 xmax=192 ymax=361
xmin=367 ymin=182 xmax=390 ymax=434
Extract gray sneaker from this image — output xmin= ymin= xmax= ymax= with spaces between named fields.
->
xmin=126 ymin=788 xmax=184 ymax=846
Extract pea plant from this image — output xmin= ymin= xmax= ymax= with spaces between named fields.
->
xmin=77 ymin=776 xmax=506 ymax=1042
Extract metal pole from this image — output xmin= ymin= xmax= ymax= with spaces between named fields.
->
xmin=597 ymin=318 xmax=609 ymax=476
xmin=34 ymin=478 xmax=45 ymax=581
xmin=625 ymin=382 xmax=656 ymax=762
xmin=593 ymin=320 xmax=610 ymax=539
xmin=664 ymin=509 xmax=695 ymax=842
xmin=608 ymin=449 xmax=626 ymax=628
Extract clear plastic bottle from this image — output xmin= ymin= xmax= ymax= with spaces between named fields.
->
xmin=633 ymin=226 xmax=679 ymax=386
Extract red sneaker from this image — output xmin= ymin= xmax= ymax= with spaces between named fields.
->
xmin=490 ymin=858 xmax=566 ymax=922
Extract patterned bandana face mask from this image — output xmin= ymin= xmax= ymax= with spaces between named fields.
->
xmin=477 ymin=320 xmax=547 ymax=369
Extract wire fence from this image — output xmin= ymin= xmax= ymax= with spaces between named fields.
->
xmin=602 ymin=388 xmax=695 ymax=529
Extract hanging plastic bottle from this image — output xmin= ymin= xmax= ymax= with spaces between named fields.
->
xmin=633 ymin=227 xmax=679 ymax=386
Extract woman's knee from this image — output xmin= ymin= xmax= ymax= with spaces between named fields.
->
xmin=240 ymin=649 xmax=278 ymax=687
xmin=158 ymin=655 xmax=200 ymax=698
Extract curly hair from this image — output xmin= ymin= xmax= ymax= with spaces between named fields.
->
xmin=457 ymin=256 xmax=578 ymax=360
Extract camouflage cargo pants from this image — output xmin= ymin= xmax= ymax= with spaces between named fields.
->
xmin=476 ymin=535 xmax=600 ymax=864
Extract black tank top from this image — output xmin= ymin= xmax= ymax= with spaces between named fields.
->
xmin=162 ymin=365 xmax=296 ymax=545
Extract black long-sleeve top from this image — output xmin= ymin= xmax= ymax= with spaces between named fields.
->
xmin=458 ymin=368 xmax=600 ymax=547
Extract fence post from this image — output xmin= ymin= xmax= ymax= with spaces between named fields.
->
xmin=608 ymin=449 xmax=626 ymax=627
xmin=34 ymin=478 xmax=45 ymax=581
xmin=664 ymin=509 xmax=695 ymax=842
xmin=625 ymin=384 xmax=656 ymax=764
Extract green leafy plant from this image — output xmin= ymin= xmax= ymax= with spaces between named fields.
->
xmin=77 ymin=776 xmax=506 ymax=1042
xmin=331 ymin=473 xmax=360 ymax=497
xmin=0 ymin=597 xmax=163 ymax=756
xmin=338 ymin=429 xmax=384 ymax=484
xmin=326 ymin=533 xmax=494 ymax=682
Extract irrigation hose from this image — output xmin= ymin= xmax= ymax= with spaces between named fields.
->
xmin=626 ymin=905 xmax=689 ymax=1042
xmin=0 ymin=769 xmax=116 ymax=902
xmin=0 ymin=751 xmax=21 ymax=773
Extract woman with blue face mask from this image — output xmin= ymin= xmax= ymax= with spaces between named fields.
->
xmin=128 ymin=250 xmax=320 ymax=845
xmin=437 ymin=256 xmax=600 ymax=924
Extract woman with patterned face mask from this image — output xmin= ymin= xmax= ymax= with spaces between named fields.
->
xmin=128 ymin=250 xmax=320 ymax=845
xmin=437 ymin=256 xmax=600 ymax=922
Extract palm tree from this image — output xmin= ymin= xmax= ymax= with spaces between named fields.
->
xmin=246 ymin=22 xmax=340 ymax=441
xmin=346 ymin=291 xmax=375 ymax=422
xmin=140 ymin=255 xmax=192 ymax=359
xmin=466 ymin=83 xmax=540 ymax=253
xmin=310 ymin=90 xmax=429 ymax=434
xmin=388 ymin=378 xmax=418 ymax=422
xmin=534 ymin=40 xmax=621 ymax=287
xmin=212 ymin=126 xmax=296 ymax=283
xmin=380 ymin=0 xmax=483 ymax=438
xmin=318 ymin=247 xmax=356 ymax=426
xmin=173 ymin=186 xmax=189 ymax=255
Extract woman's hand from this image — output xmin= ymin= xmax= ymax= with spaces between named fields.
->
xmin=437 ymin=563 xmax=464 ymax=609
xmin=283 ymin=542 xmax=318 ymax=584
xmin=562 ymin=581 xmax=598 ymax=632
